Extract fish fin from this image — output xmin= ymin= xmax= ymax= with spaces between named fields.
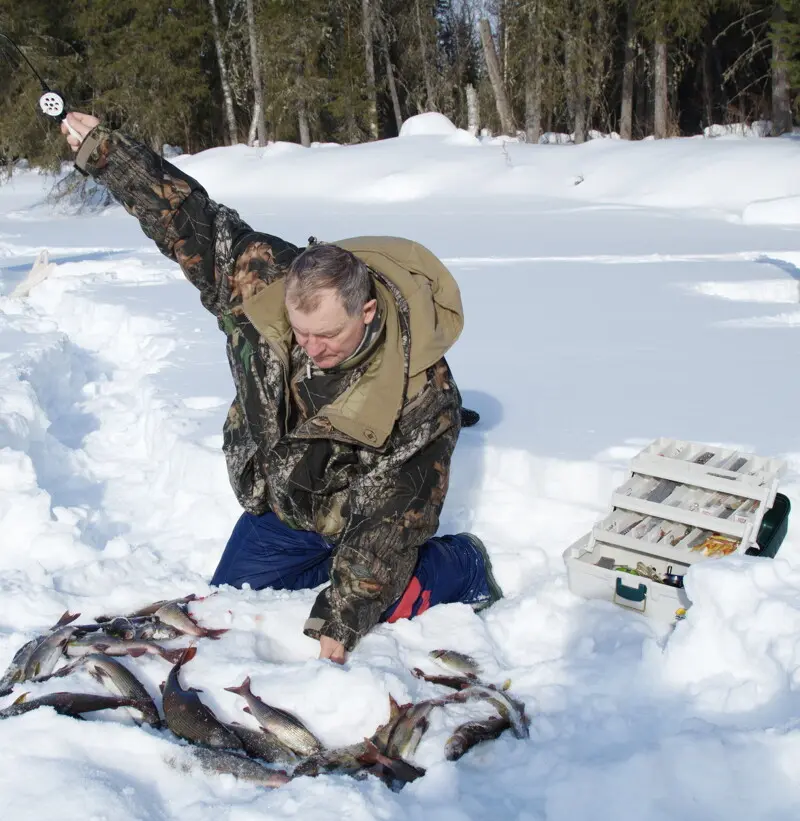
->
xmin=162 ymin=647 xmax=195 ymax=665
xmin=193 ymin=592 xmax=215 ymax=602
xmin=202 ymin=628 xmax=228 ymax=640
xmin=388 ymin=695 xmax=401 ymax=718
xmin=54 ymin=611 xmax=81 ymax=628
xmin=126 ymin=648 xmax=147 ymax=658
xmin=242 ymin=706 xmax=252 ymax=715
xmin=12 ymin=692 xmax=28 ymax=705
xmin=224 ymin=675 xmax=251 ymax=698
xmin=188 ymin=687 xmax=203 ymax=693
xmin=159 ymin=681 xmax=165 ymax=694
xmin=357 ymin=738 xmax=382 ymax=766
xmin=501 ymin=679 xmax=512 ymax=691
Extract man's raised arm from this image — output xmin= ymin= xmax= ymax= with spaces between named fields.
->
xmin=62 ymin=112 xmax=299 ymax=316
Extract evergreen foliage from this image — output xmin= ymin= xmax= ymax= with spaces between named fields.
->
xmin=0 ymin=0 xmax=796 ymax=170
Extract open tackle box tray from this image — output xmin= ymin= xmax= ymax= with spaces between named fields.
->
xmin=563 ymin=438 xmax=791 ymax=622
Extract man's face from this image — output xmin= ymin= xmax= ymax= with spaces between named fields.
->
xmin=286 ymin=288 xmax=377 ymax=369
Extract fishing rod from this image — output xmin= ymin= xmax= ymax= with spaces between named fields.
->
xmin=0 ymin=32 xmax=81 ymax=139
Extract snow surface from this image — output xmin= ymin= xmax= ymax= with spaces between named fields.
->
xmin=2 ymin=124 xmax=800 ymax=819
xmin=399 ymin=111 xmax=458 ymax=136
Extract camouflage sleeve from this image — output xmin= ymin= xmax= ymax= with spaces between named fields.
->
xmin=75 ymin=126 xmax=299 ymax=315
xmin=304 ymin=384 xmax=460 ymax=651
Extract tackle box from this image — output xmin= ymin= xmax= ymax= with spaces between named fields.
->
xmin=563 ymin=438 xmax=791 ymax=622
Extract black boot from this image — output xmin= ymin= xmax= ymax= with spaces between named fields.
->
xmin=460 ymin=407 xmax=480 ymax=428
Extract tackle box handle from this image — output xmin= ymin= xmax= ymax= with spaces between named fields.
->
xmin=613 ymin=578 xmax=647 ymax=613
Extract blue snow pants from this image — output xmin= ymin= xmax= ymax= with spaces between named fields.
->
xmin=210 ymin=511 xmax=490 ymax=622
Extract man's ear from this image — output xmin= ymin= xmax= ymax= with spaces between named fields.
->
xmin=362 ymin=298 xmax=377 ymax=324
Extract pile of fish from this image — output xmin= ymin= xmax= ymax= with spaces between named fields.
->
xmin=0 ymin=596 xmax=529 ymax=791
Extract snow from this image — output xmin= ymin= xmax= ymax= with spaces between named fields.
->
xmin=2 ymin=131 xmax=800 ymax=819
xmin=399 ymin=112 xmax=459 ymax=136
xmin=704 ymin=120 xmax=772 ymax=139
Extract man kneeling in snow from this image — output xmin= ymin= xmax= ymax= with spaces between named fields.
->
xmin=62 ymin=113 xmax=501 ymax=664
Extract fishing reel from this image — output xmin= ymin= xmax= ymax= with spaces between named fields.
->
xmin=37 ymin=89 xmax=80 ymax=138
xmin=1 ymin=33 xmax=81 ymax=140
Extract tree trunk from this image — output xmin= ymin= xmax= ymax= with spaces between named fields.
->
xmin=466 ymin=83 xmax=480 ymax=136
xmin=524 ymin=3 xmax=542 ymax=143
xmin=772 ymin=3 xmax=793 ymax=136
xmin=479 ymin=18 xmax=515 ymax=135
xmin=245 ymin=0 xmax=266 ymax=146
xmin=298 ymin=99 xmax=311 ymax=147
xmin=415 ymin=0 xmax=436 ymax=110
xmin=362 ymin=0 xmax=379 ymax=139
xmin=635 ymin=45 xmax=647 ymax=136
xmin=248 ymin=103 xmax=260 ymax=145
xmin=565 ymin=34 xmax=587 ymax=143
xmin=524 ymin=84 xmax=541 ymax=143
xmin=620 ymin=0 xmax=636 ymax=139
xmin=701 ymin=28 xmax=714 ymax=130
xmin=653 ymin=34 xmax=668 ymax=139
xmin=208 ymin=0 xmax=237 ymax=145
xmin=382 ymin=37 xmax=403 ymax=134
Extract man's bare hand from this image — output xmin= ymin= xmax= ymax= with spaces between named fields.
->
xmin=60 ymin=112 xmax=100 ymax=152
xmin=318 ymin=635 xmax=346 ymax=664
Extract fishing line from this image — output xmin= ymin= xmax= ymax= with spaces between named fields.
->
xmin=0 ymin=32 xmax=81 ymax=139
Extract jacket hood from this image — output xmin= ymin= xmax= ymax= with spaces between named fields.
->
xmin=241 ymin=236 xmax=463 ymax=447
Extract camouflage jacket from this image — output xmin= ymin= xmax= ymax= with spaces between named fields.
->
xmin=75 ymin=129 xmax=463 ymax=650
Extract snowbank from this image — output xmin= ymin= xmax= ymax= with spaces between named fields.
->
xmin=399 ymin=112 xmax=459 ymax=137
xmin=157 ymin=126 xmax=800 ymax=227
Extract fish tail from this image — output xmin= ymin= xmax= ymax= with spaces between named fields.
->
xmin=162 ymin=646 xmax=196 ymax=665
xmin=201 ymin=628 xmax=229 ymax=640
xmin=224 ymin=675 xmax=252 ymax=698
xmin=54 ymin=611 xmax=81 ymax=628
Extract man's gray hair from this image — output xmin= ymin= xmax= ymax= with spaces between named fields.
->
xmin=285 ymin=244 xmax=372 ymax=316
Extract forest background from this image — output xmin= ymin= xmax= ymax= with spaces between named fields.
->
xmin=2 ymin=0 xmax=800 ymax=168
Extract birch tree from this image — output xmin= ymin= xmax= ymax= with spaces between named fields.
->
xmin=245 ymin=0 xmax=266 ymax=145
